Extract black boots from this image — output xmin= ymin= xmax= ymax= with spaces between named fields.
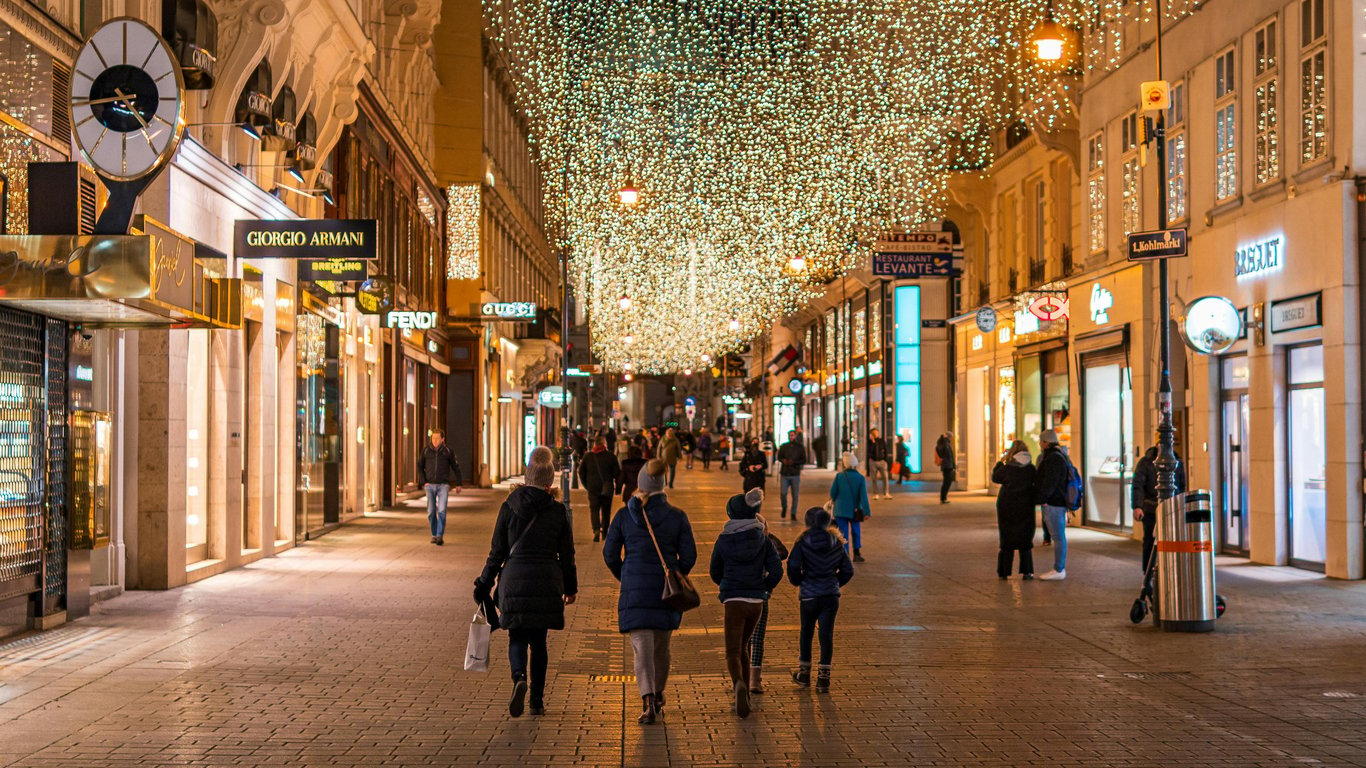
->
xmin=853 ymin=548 xmax=865 ymax=563
xmin=815 ymin=665 xmax=831 ymax=693
xmin=509 ymin=675 xmax=528 ymax=718
xmin=638 ymin=694 xmax=656 ymax=725
xmin=734 ymin=680 xmax=751 ymax=719
xmin=791 ymin=664 xmax=811 ymax=687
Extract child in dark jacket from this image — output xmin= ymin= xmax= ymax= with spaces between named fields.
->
xmin=709 ymin=489 xmax=782 ymax=718
xmin=787 ymin=506 xmax=854 ymax=694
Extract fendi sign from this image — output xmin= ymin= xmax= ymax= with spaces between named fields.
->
xmin=234 ymin=219 xmax=377 ymax=260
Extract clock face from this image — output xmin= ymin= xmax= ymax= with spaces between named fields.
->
xmin=70 ymin=18 xmax=185 ymax=182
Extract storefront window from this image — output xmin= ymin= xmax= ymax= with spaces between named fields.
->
xmin=186 ymin=330 xmax=210 ymax=561
xmin=1288 ymin=344 xmax=1326 ymax=568
xmin=1220 ymin=355 xmax=1251 ymax=553
xmin=853 ymin=309 xmax=866 ymax=357
xmin=998 ymin=367 xmax=1016 ymax=453
xmin=1082 ymin=360 xmax=1133 ymax=528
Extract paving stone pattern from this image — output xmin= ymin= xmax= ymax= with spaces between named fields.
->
xmin=4 ymin=467 xmax=1366 ymax=766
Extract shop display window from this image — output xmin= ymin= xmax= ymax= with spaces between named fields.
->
xmin=1288 ymin=344 xmax=1326 ymax=568
xmin=1082 ymin=360 xmax=1133 ymax=529
xmin=186 ymin=330 xmax=210 ymax=561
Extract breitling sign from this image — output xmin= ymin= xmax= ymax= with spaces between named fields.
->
xmin=234 ymin=219 xmax=377 ymax=260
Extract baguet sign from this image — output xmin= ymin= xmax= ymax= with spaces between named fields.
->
xmin=234 ymin=219 xmax=377 ymax=260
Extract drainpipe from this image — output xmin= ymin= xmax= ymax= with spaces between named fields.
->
xmin=1355 ymin=176 xmax=1366 ymax=578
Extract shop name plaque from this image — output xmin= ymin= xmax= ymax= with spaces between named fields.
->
xmin=235 ymin=219 xmax=377 ymax=260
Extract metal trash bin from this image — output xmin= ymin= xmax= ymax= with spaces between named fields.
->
xmin=1156 ymin=490 xmax=1217 ymax=632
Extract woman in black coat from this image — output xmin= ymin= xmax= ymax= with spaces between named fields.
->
xmin=474 ymin=447 xmax=577 ymax=718
xmin=992 ymin=440 xmax=1037 ymax=580
xmin=603 ymin=459 xmax=697 ymax=725
xmin=739 ymin=438 xmax=768 ymax=492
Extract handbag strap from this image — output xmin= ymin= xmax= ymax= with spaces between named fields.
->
xmin=639 ymin=503 xmax=673 ymax=573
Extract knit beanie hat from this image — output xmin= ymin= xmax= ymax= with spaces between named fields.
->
xmin=726 ymin=489 xmax=763 ymax=519
xmin=637 ymin=459 xmax=667 ymax=494
xmin=525 ymin=446 xmax=557 ymax=488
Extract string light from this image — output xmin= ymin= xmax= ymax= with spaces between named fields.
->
xmin=483 ymin=0 xmax=1206 ymax=372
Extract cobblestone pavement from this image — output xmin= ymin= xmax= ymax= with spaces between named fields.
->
xmin=5 ymin=467 xmax=1366 ymax=767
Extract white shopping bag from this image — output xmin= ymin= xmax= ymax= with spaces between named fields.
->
xmin=464 ymin=609 xmax=491 ymax=672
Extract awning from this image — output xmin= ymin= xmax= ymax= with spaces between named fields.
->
xmin=162 ymin=0 xmax=217 ymax=89
xmin=235 ymin=60 xmax=273 ymax=129
xmin=0 ymin=216 xmax=240 ymax=328
xmin=263 ymin=86 xmax=297 ymax=152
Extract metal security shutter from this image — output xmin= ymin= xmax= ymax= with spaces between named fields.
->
xmin=43 ymin=318 xmax=67 ymax=609
xmin=0 ymin=308 xmax=48 ymax=600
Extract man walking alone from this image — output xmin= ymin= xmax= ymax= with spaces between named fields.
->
xmin=867 ymin=428 xmax=892 ymax=500
xmin=419 ymin=429 xmax=462 ymax=545
xmin=578 ymin=435 xmax=621 ymax=543
xmin=776 ymin=430 xmax=807 ymax=520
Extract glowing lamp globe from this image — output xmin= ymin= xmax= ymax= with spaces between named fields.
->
xmin=1032 ymin=19 xmax=1066 ymax=61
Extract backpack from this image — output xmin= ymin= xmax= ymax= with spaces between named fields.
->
xmin=1064 ymin=458 xmax=1084 ymax=511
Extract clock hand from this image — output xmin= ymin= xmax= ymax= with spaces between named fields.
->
xmin=72 ymin=95 xmax=129 ymax=107
xmin=113 ymin=89 xmax=151 ymax=131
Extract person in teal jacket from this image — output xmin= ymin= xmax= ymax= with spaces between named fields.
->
xmin=828 ymin=451 xmax=871 ymax=563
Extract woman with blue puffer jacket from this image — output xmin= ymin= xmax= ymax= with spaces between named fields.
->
xmin=786 ymin=506 xmax=854 ymax=694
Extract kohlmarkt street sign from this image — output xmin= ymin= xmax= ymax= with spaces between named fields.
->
xmin=299 ymin=259 xmax=369 ymax=282
xmin=873 ymin=232 xmax=956 ymax=277
xmin=1127 ymin=227 xmax=1188 ymax=261
xmin=234 ymin=219 xmax=377 ymax=260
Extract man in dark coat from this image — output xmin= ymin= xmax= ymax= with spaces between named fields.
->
xmin=570 ymin=428 xmax=589 ymax=488
xmin=578 ymin=435 xmax=621 ymax=542
xmin=603 ymin=460 xmax=698 ymax=724
xmin=740 ymin=438 xmax=768 ymax=492
xmin=1034 ymin=430 xmax=1071 ymax=580
xmin=992 ymin=443 xmax=1037 ymax=579
xmin=1131 ymin=445 xmax=1188 ymax=575
xmin=418 ymin=429 xmax=462 ymax=545
xmin=474 ymin=447 xmax=577 ymax=718
xmin=934 ymin=432 xmax=956 ymax=504
xmin=867 ymin=428 xmax=892 ymax=499
xmin=775 ymin=430 xmax=807 ymax=520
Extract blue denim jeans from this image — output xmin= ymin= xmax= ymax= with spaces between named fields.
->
xmin=779 ymin=475 xmax=801 ymax=516
xmin=835 ymin=517 xmax=861 ymax=551
xmin=426 ymin=483 xmax=450 ymax=537
xmin=1041 ymin=504 xmax=1067 ymax=571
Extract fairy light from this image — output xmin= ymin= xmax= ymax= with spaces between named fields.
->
xmin=445 ymin=184 xmax=480 ymax=280
xmin=482 ymin=0 xmax=1204 ymax=372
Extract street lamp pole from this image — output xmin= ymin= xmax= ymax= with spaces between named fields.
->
xmin=1152 ymin=5 xmax=1179 ymax=505
xmin=560 ymin=248 xmax=573 ymax=523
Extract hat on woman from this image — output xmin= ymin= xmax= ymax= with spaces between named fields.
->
xmin=525 ymin=446 xmax=557 ymax=487
xmin=637 ymin=459 xmax=667 ymax=494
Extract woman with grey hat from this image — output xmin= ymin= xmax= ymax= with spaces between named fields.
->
xmin=474 ymin=446 xmax=578 ymax=718
xmin=708 ymin=488 xmax=783 ymax=718
xmin=603 ymin=459 xmax=698 ymax=725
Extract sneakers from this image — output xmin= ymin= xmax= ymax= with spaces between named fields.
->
xmin=882 ymin=494 xmax=893 ymax=500
xmin=509 ymin=677 xmax=528 ymax=718
xmin=1039 ymin=569 xmax=1067 ymax=581
xmin=1022 ymin=573 xmax=1035 ymax=580
xmin=734 ymin=680 xmax=751 ymax=719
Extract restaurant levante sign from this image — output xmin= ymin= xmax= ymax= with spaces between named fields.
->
xmin=234 ymin=219 xmax=377 ymax=260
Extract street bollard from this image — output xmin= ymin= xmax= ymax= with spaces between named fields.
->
xmin=1155 ymin=490 xmax=1218 ymax=632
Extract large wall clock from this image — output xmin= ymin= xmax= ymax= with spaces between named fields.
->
xmin=69 ymin=17 xmax=186 ymax=233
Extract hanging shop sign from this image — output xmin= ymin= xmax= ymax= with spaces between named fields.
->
xmin=298 ymin=259 xmax=368 ymax=282
xmin=975 ymin=306 xmax=997 ymax=333
xmin=162 ymin=0 xmax=217 ymax=89
xmin=384 ymin=311 xmax=438 ymax=329
xmin=537 ymin=385 xmax=571 ymax=409
xmin=873 ymin=232 xmax=957 ymax=277
xmin=235 ymin=59 xmax=273 ymax=130
xmin=234 ymin=219 xmax=377 ymax=260
xmin=1269 ymin=292 xmax=1322 ymax=334
xmin=356 ymin=276 xmax=394 ymax=315
xmin=1089 ymin=284 xmax=1114 ymax=324
xmin=1127 ymin=227 xmax=1188 ymax=261
xmin=1181 ymin=295 xmax=1243 ymax=354
xmin=1234 ymin=236 xmax=1283 ymax=279
xmin=479 ymin=301 xmax=538 ymax=319
xmin=1027 ymin=294 xmax=1070 ymax=321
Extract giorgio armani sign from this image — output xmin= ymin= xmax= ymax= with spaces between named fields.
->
xmin=234 ymin=219 xmax=377 ymax=260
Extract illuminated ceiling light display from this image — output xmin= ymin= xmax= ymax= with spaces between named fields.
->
xmin=446 ymin=184 xmax=481 ymax=280
xmin=484 ymin=0 xmax=1203 ymax=372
